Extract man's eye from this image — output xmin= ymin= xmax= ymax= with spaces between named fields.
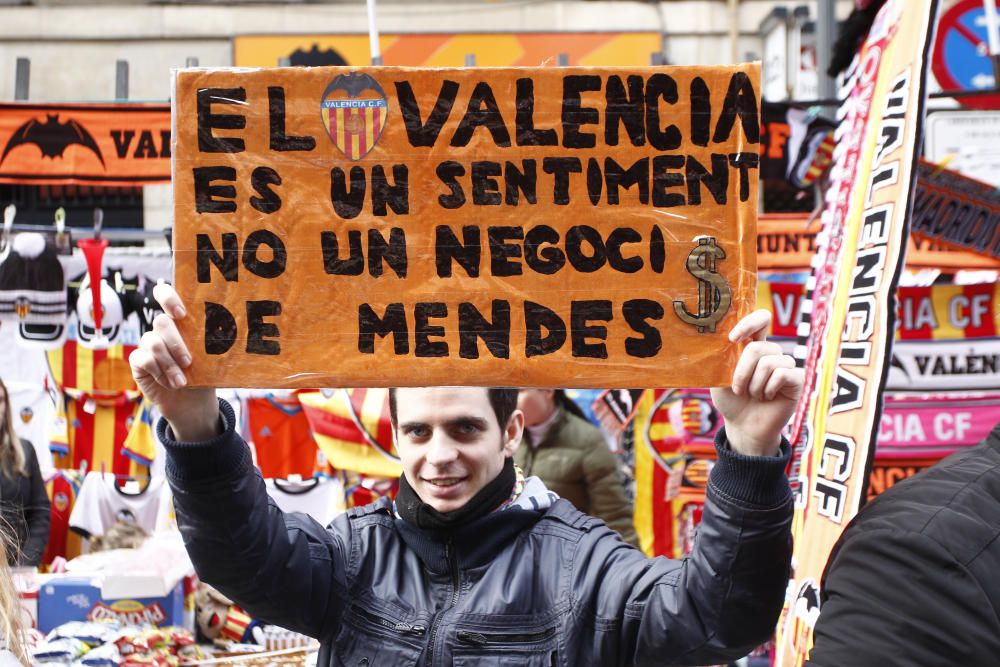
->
xmin=408 ymin=426 xmax=429 ymax=438
xmin=457 ymin=423 xmax=479 ymax=434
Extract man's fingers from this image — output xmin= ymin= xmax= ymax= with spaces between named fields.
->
xmin=764 ymin=366 xmax=805 ymax=401
xmin=129 ymin=347 xmax=168 ymax=389
xmin=140 ymin=331 xmax=187 ymax=389
xmin=729 ymin=309 xmax=772 ymax=343
xmin=153 ymin=313 xmax=192 ymax=369
xmin=747 ymin=353 xmax=796 ymax=399
xmin=731 ymin=340 xmax=784 ymax=395
xmin=152 ymin=282 xmax=186 ymax=319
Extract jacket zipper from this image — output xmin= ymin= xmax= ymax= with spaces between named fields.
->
xmin=426 ymin=540 xmax=460 ymax=664
xmin=351 ymin=604 xmax=426 ymax=636
xmin=456 ymin=627 xmax=556 ymax=646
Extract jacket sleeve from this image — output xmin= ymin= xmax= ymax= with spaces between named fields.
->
xmin=580 ymin=432 xmax=639 ymax=546
xmin=18 ymin=440 xmax=51 ymax=567
xmin=162 ymin=399 xmax=351 ymax=641
xmin=575 ymin=427 xmax=793 ymax=667
xmin=805 ymin=528 xmax=1000 ymax=666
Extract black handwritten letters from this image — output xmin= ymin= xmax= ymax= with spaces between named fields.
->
xmin=190 ymin=72 xmax=754 ymax=360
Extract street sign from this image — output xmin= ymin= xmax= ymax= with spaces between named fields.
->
xmin=932 ymin=0 xmax=1000 ymax=110
xmin=761 ymin=7 xmax=790 ymax=101
xmin=926 ymin=110 xmax=1000 ymax=186
xmin=792 ymin=17 xmax=818 ymax=101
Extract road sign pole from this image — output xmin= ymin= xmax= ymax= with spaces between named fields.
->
xmin=982 ymin=0 xmax=1000 ymax=84
xmin=367 ymin=0 xmax=382 ymax=66
xmin=14 ymin=57 xmax=29 ymax=101
xmin=816 ymin=0 xmax=836 ymax=100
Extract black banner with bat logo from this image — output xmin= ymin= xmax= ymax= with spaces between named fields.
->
xmin=0 ymin=103 xmax=170 ymax=186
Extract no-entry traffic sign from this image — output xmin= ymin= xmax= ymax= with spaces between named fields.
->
xmin=932 ymin=0 xmax=1000 ymax=110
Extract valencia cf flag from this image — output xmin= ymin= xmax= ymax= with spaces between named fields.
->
xmin=632 ymin=388 xmax=722 ymax=558
xmin=299 ymin=388 xmax=399 ymax=478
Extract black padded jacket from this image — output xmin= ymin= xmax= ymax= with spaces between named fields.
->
xmin=162 ymin=400 xmax=793 ymax=667
xmin=806 ymin=424 xmax=1000 ymax=666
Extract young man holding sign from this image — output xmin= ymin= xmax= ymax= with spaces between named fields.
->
xmin=131 ymin=284 xmax=800 ymax=666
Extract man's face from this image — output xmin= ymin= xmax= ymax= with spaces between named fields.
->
xmin=393 ymin=387 xmax=523 ymax=513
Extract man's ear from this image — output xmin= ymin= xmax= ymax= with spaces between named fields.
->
xmin=502 ymin=409 xmax=525 ymax=457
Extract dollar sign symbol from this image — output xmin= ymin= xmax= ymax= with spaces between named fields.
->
xmin=673 ymin=237 xmax=732 ymax=333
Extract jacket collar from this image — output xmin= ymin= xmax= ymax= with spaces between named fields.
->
xmin=395 ymin=506 xmax=543 ymax=574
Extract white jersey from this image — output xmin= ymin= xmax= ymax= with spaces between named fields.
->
xmin=5 ymin=382 xmax=56 ymax=473
xmin=0 ymin=318 xmax=52 ymax=385
xmin=264 ymin=476 xmax=345 ymax=527
xmin=69 ymin=472 xmax=173 ymax=538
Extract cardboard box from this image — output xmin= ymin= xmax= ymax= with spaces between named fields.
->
xmin=38 ymin=576 xmax=185 ymax=633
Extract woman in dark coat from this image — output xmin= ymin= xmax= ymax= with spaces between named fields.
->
xmin=0 ymin=378 xmax=50 ymax=567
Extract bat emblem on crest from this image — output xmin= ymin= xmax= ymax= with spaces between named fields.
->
xmin=0 ymin=114 xmax=105 ymax=167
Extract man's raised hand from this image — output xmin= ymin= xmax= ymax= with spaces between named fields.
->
xmin=710 ymin=309 xmax=804 ymax=457
xmin=128 ymin=283 xmax=220 ymax=441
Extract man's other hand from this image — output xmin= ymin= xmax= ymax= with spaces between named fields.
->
xmin=710 ymin=309 xmax=803 ymax=457
xmin=128 ymin=283 xmax=220 ymax=441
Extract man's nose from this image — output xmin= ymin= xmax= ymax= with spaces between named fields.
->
xmin=425 ymin=435 xmax=459 ymax=467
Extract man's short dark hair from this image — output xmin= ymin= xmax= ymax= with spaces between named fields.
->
xmin=388 ymin=388 xmax=519 ymax=430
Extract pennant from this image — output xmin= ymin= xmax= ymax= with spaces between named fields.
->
xmin=122 ymin=398 xmax=157 ymax=467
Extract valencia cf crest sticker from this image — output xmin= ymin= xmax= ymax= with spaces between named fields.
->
xmin=320 ymin=73 xmax=389 ymax=161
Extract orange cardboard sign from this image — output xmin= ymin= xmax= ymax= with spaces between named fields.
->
xmin=0 ymin=103 xmax=171 ymax=186
xmin=172 ymin=65 xmax=760 ymax=388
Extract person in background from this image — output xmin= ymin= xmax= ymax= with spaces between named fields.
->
xmin=0 ymin=378 xmax=50 ymax=567
xmin=516 ymin=388 xmax=638 ymax=545
xmin=0 ymin=528 xmax=29 ymax=664
xmin=804 ymin=423 xmax=1000 ymax=666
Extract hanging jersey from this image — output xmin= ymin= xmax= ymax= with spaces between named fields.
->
xmin=69 ymin=472 xmax=172 ymax=538
xmin=52 ymin=392 xmax=147 ymax=478
xmin=47 ymin=339 xmax=138 ymax=396
xmin=42 ymin=471 xmax=84 ymax=566
xmin=0 ymin=319 xmax=52 ymax=386
xmin=245 ymin=395 xmax=320 ymax=478
xmin=264 ymin=476 xmax=345 ymax=527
